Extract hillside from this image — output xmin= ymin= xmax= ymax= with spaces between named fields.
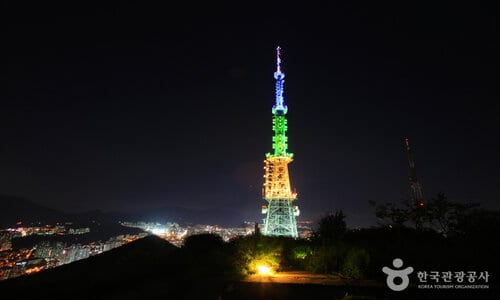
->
xmin=1 ymin=234 xmax=497 ymax=299
xmin=0 ymin=195 xmax=67 ymax=227
xmin=0 ymin=235 xmax=192 ymax=298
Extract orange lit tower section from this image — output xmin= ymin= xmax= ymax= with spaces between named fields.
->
xmin=261 ymin=47 xmax=299 ymax=238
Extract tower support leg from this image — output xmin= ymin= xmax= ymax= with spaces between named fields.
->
xmin=263 ymin=198 xmax=298 ymax=238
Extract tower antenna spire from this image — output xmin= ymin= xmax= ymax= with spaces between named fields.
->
xmin=276 ymin=46 xmax=283 ymax=75
xmin=273 ymin=46 xmax=287 ymax=114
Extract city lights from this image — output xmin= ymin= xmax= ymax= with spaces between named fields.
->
xmin=0 ymin=224 xmax=147 ymax=281
xmin=121 ymin=221 xmax=259 ymax=246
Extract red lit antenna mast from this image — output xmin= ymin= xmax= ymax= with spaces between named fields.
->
xmin=405 ymin=137 xmax=424 ymax=205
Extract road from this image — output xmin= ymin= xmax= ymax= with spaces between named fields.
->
xmin=244 ymin=271 xmax=383 ymax=287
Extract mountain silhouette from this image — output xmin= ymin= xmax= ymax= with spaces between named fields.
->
xmin=0 ymin=234 xmax=241 ymax=299
xmin=0 ymin=194 xmax=246 ymax=228
xmin=0 ymin=194 xmax=67 ymax=227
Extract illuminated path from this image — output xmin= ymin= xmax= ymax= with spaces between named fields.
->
xmin=244 ymin=271 xmax=382 ymax=287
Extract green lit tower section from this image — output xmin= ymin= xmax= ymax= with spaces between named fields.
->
xmin=261 ymin=46 xmax=299 ymax=238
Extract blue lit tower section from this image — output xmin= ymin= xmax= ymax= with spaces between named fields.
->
xmin=272 ymin=46 xmax=287 ymax=115
xmin=261 ymin=46 xmax=299 ymax=238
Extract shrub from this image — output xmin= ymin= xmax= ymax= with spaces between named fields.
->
xmin=180 ymin=233 xmax=230 ymax=276
xmin=230 ymin=235 xmax=285 ymax=275
xmin=340 ymin=247 xmax=370 ymax=279
xmin=304 ymin=243 xmax=347 ymax=274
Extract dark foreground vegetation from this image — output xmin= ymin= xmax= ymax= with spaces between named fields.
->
xmin=1 ymin=194 xmax=498 ymax=299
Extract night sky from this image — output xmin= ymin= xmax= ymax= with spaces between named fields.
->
xmin=3 ymin=2 xmax=498 ymax=227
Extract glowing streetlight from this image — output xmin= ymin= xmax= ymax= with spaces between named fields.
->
xmin=257 ymin=265 xmax=272 ymax=276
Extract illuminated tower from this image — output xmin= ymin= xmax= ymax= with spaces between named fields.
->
xmin=405 ymin=137 xmax=424 ymax=205
xmin=261 ymin=46 xmax=299 ymax=238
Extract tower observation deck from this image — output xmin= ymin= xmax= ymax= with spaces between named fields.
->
xmin=261 ymin=46 xmax=299 ymax=238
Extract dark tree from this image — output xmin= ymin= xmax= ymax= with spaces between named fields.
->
xmin=181 ymin=233 xmax=230 ymax=276
xmin=254 ymin=222 xmax=261 ymax=236
xmin=451 ymin=208 xmax=500 ymax=239
xmin=368 ymin=200 xmax=409 ymax=229
xmin=370 ymin=193 xmax=480 ymax=235
xmin=425 ymin=192 xmax=478 ymax=236
xmin=315 ymin=210 xmax=347 ymax=241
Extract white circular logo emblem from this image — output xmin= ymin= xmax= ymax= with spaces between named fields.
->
xmin=382 ymin=258 xmax=414 ymax=291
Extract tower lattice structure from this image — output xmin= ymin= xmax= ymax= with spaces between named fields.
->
xmin=261 ymin=46 xmax=299 ymax=238
xmin=405 ymin=137 xmax=424 ymax=203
